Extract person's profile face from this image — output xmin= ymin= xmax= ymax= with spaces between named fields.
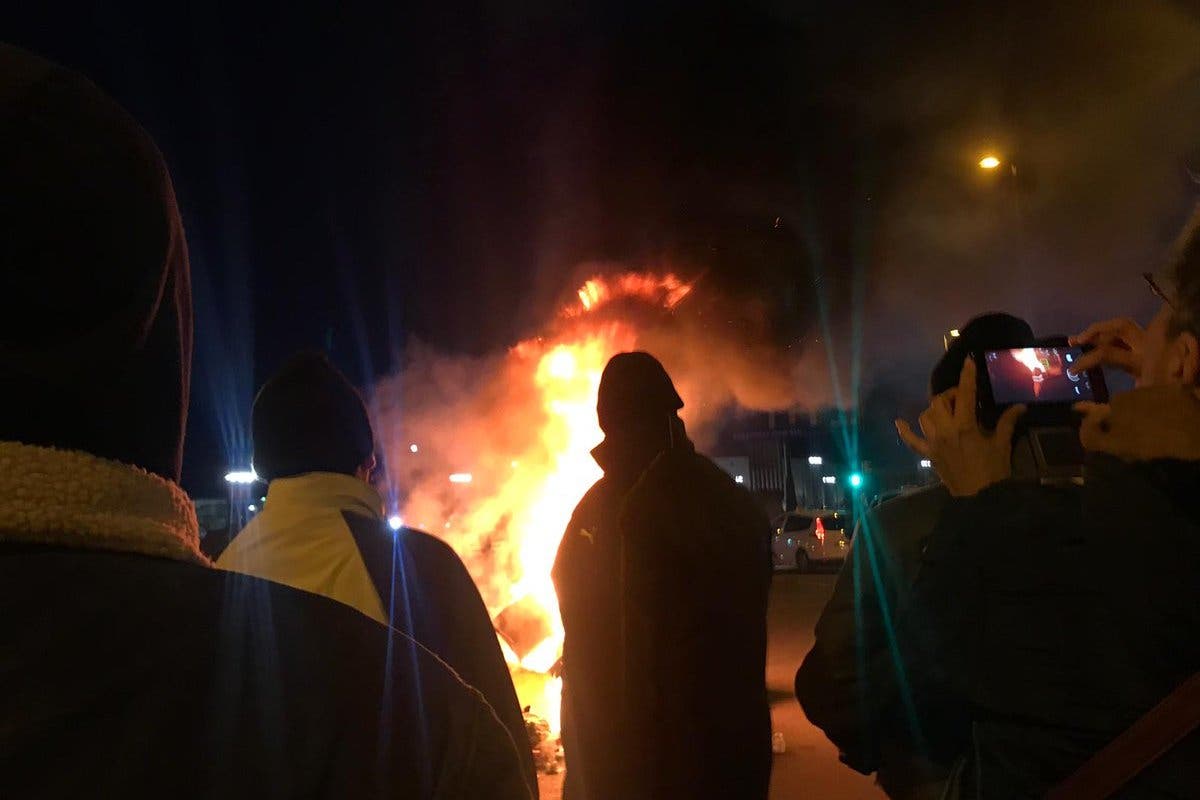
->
xmin=1141 ymin=304 xmax=1183 ymax=388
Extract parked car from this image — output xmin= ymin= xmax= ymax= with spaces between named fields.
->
xmin=771 ymin=509 xmax=850 ymax=572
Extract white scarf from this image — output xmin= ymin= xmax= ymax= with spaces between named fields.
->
xmin=0 ymin=441 xmax=208 ymax=565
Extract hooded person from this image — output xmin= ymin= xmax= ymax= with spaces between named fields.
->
xmin=552 ymin=352 xmax=772 ymax=800
xmin=795 ymin=312 xmax=1035 ymax=799
xmin=0 ymin=44 xmax=530 ymax=799
xmin=217 ymin=351 xmax=537 ymax=796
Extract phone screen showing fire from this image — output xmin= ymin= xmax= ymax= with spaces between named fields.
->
xmin=985 ymin=347 xmax=1095 ymax=404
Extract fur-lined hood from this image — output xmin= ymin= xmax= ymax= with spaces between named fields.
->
xmin=0 ymin=441 xmax=208 ymax=565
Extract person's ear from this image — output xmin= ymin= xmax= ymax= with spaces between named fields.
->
xmin=1175 ymin=332 xmax=1200 ymax=386
xmin=356 ymin=453 xmax=377 ymax=482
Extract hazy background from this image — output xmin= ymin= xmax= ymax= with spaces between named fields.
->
xmin=8 ymin=0 xmax=1199 ymax=493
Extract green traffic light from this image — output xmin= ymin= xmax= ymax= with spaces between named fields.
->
xmin=848 ymin=472 xmax=864 ymax=489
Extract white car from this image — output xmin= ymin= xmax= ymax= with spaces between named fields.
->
xmin=772 ymin=509 xmax=850 ymax=572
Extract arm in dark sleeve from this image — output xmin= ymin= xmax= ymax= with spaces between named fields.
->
xmin=403 ymin=531 xmax=539 ymax=798
xmin=457 ymin=688 xmax=537 ymax=800
xmin=796 ymin=508 xmax=887 ymax=774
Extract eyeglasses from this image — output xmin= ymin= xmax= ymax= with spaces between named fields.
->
xmin=1143 ymin=272 xmax=1175 ymax=309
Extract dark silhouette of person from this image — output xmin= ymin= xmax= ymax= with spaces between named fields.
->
xmin=0 ymin=43 xmax=530 ymax=799
xmin=553 ymin=352 xmax=772 ymax=799
xmin=220 ymin=351 xmax=537 ymax=796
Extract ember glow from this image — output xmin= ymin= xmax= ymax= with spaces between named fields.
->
xmin=569 ymin=272 xmax=693 ymax=316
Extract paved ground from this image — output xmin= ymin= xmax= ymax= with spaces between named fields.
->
xmin=766 ymin=572 xmax=884 ymax=799
xmin=538 ymin=571 xmax=884 ymax=799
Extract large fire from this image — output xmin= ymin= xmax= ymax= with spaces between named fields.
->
xmin=398 ymin=272 xmax=693 ymax=737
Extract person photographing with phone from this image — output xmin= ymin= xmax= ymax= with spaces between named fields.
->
xmin=894 ymin=204 xmax=1200 ymax=798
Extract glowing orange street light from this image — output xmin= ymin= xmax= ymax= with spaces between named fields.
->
xmin=978 ymin=155 xmax=1001 ymax=170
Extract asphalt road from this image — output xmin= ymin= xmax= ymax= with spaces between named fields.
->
xmin=539 ymin=570 xmax=885 ymax=799
xmin=767 ymin=571 xmax=885 ymax=799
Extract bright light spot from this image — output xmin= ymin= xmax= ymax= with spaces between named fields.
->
xmin=545 ymin=347 xmax=577 ymax=380
xmin=511 ymin=460 xmax=520 ymax=469
xmin=822 ymin=475 xmax=837 ymax=484
xmin=735 ymin=475 xmax=745 ymax=484
xmin=260 ymin=496 xmax=266 ymax=502
xmin=979 ymin=155 xmax=1001 ymax=170
xmin=388 ymin=515 xmax=403 ymax=531
xmin=247 ymin=504 xmax=257 ymax=512
xmin=920 ymin=459 xmax=933 ymax=469
xmin=849 ymin=473 xmax=864 ymax=488
xmin=449 ymin=473 xmax=473 ymax=484
xmin=224 ymin=469 xmax=259 ymax=484
xmin=949 ymin=329 xmax=961 ymax=338
xmin=409 ymin=443 xmax=419 ymax=454
xmin=807 ymin=456 xmax=823 ymax=466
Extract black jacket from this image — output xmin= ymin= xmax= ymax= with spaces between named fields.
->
xmin=898 ymin=455 xmax=1200 ymax=798
xmin=345 ymin=516 xmax=538 ymax=794
xmin=796 ymin=486 xmax=956 ymax=795
xmin=0 ymin=544 xmax=533 ymax=800
xmin=553 ymin=435 xmax=772 ymax=800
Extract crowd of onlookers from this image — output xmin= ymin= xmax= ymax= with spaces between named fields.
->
xmin=4 ymin=42 xmax=1199 ymax=800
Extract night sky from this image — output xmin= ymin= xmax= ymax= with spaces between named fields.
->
xmin=10 ymin=1 xmax=1200 ymax=495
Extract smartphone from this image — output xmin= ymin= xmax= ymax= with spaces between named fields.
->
xmin=974 ymin=337 xmax=1108 ymax=428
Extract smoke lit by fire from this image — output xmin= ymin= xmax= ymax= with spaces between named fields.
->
xmin=372 ymin=269 xmax=821 ymax=735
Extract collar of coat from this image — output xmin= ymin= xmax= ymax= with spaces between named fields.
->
xmin=261 ymin=471 xmax=384 ymax=520
xmin=0 ymin=441 xmax=208 ymax=565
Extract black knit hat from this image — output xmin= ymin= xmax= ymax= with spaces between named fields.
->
xmin=930 ymin=312 xmax=1034 ymax=395
xmin=251 ymin=352 xmax=375 ymax=481
xmin=597 ymin=352 xmax=684 ymax=434
xmin=0 ymin=45 xmax=192 ymax=481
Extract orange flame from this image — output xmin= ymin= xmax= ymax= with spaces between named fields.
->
xmin=401 ymin=273 xmax=693 ymax=737
xmin=568 ymin=272 xmax=693 ymax=316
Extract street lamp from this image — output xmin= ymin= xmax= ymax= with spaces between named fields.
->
xmin=224 ymin=469 xmax=259 ymax=484
xmin=979 ymin=155 xmax=1001 ymax=170
xmin=807 ymin=456 xmax=823 ymax=466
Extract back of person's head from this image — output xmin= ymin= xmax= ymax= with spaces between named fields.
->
xmin=252 ymin=351 xmax=375 ymax=481
xmin=930 ymin=313 xmax=1034 ymax=396
xmin=0 ymin=45 xmax=191 ymax=481
xmin=597 ymin=351 xmax=684 ymax=436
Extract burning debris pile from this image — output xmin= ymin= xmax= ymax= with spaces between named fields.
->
xmin=371 ymin=269 xmax=815 ymax=761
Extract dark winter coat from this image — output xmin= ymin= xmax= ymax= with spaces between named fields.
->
xmin=796 ymin=485 xmax=956 ymax=798
xmin=0 ymin=442 xmax=531 ymax=800
xmin=219 ymin=473 xmax=536 ymax=795
xmin=553 ymin=431 xmax=772 ymax=800
xmin=897 ymin=453 xmax=1200 ymax=798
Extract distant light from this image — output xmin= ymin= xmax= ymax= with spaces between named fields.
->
xmin=979 ymin=155 xmax=1001 ymax=170
xmin=409 ymin=443 xmax=419 ymax=454
xmin=224 ymin=469 xmax=259 ymax=484
xmin=735 ymin=475 xmax=745 ymax=484
xmin=511 ymin=460 xmax=519 ymax=469
xmin=247 ymin=504 xmax=257 ymax=512
xmin=449 ymin=473 xmax=473 ymax=484
xmin=388 ymin=515 xmax=403 ymax=531
xmin=807 ymin=456 xmax=823 ymax=466
xmin=849 ymin=472 xmax=864 ymax=488
xmin=260 ymin=496 xmax=266 ymax=502
xmin=822 ymin=475 xmax=837 ymax=485
xmin=949 ymin=329 xmax=961 ymax=338
xmin=920 ymin=459 xmax=933 ymax=469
